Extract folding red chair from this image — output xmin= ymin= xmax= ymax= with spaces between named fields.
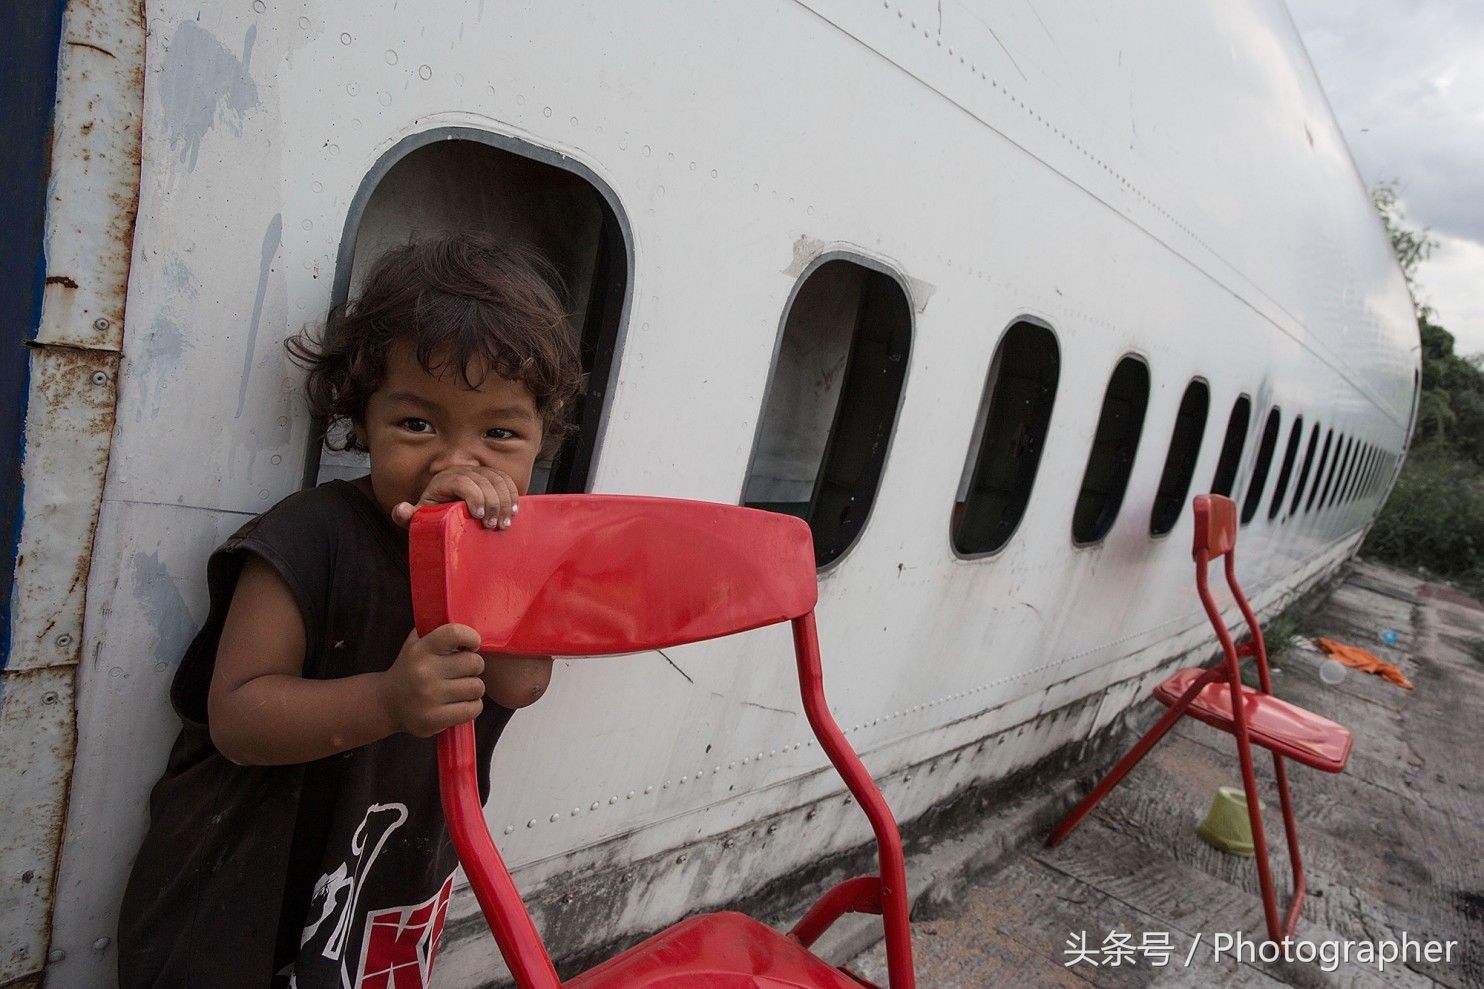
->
xmin=410 ymin=495 xmax=915 ymax=988
xmin=1046 ymin=494 xmax=1351 ymax=942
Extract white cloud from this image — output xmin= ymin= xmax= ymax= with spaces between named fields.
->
xmin=1419 ymin=233 xmax=1484 ymax=356
xmin=1288 ymin=0 xmax=1484 ymax=349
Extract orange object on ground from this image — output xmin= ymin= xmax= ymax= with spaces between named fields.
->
xmin=1313 ymin=637 xmax=1414 ymax=689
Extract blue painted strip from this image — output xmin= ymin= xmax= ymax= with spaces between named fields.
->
xmin=0 ymin=1 xmax=69 ymax=671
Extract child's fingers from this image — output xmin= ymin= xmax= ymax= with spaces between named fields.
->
xmin=430 ymin=471 xmax=495 ymax=524
xmin=421 ymin=622 xmax=482 ymax=655
xmin=407 ymin=698 xmax=486 ymax=737
xmin=431 ymin=699 xmax=487 ymax=733
xmin=485 ymin=470 xmax=520 ymax=528
xmin=444 ymin=673 xmax=487 ymax=703
xmin=437 ymin=651 xmax=485 ymax=682
xmin=391 ymin=501 xmax=417 ymax=528
xmin=467 ymin=470 xmax=505 ymax=529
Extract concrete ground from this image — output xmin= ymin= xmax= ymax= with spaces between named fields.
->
xmin=845 ymin=561 xmax=1484 ymax=988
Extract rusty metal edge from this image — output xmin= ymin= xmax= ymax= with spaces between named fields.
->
xmin=0 ymin=0 xmax=146 ymax=983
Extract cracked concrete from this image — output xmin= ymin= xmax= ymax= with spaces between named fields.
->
xmin=847 ymin=561 xmax=1483 ymax=988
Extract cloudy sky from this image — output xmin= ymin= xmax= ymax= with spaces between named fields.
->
xmin=1287 ymin=1 xmax=1484 ymax=355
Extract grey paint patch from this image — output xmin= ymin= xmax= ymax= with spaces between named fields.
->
xmin=901 ymin=273 xmax=936 ymax=313
xmin=131 ymin=552 xmax=196 ymax=660
xmin=163 ymin=258 xmax=198 ymax=296
xmin=236 ymin=213 xmax=282 ymax=418
xmin=144 ymin=316 xmax=186 ymax=407
xmin=160 ymin=21 xmax=259 ymax=171
xmin=784 ymin=235 xmax=827 ymax=278
xmin=784 ymin=235 xmax=934 ymax=312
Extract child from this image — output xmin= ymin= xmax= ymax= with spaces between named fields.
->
xmin=118 ymin=235 xmax=582 ymax=988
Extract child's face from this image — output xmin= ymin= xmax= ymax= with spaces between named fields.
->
xmin=358 ymin=341 xmax=544 ymax=518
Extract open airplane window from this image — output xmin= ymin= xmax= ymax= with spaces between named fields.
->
xmin=1291 ymin=422 xmax=1321 ymax=516
xmin=1149 ymin=379 xmax=1209 ymax=537
xmin=1305 ymin=429 xmax=1334 ymax=512
xmin=1210 ymin=395 xmax=1251 ymax=498
xmin=1240 ymin=407 xmax=1282 ymax=524
xmin=1268 ymin=415 xmax=1304 ymax=520
xmin=952 ymin=321 xmax=1060 ymax=556
xmin=1072 ymin=355 xmax=1150 ymax=544
xmin=743 ymin=257 xmax=912 ymax=567
xmin=312 ymin=131 xmax=630 ymax=494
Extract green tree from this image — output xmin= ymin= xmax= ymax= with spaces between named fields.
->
xmin=1364 ymin=183 xmax=1484 ymax=597
xmin=1371 ymin=180 xmax=1437 ymax=318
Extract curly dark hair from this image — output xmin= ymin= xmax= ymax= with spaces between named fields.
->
xmin=286 ymin=235 xmax=582 ymax=453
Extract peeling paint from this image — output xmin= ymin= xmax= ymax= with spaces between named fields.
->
xmin=5 ymin=1 xmax=144 ymax=980
xmin=7 ymin=347 xmax=121 ymax=672
xmin=0 ymin=666 xmax=77 ymax=986
xmin=785 ymin=235 xmax=828 ymax=278
xmin=783 ymin=236 xmax=934 ymax=312
xmin=160 ymin=21 xmax=259 ymax=171
xmin=35 ymin=0 xmax=145 ymax=351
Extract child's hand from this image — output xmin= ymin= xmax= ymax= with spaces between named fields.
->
xmin=390 ymin=465 xmax=521 ymax=530
xmin=379 ymin=624 xmax=487 ymax=737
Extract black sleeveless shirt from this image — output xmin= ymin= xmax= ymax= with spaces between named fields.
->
xmin=118 ymin=480 xmax=514 ymax=988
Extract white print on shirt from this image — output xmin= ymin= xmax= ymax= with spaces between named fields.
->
xmin=286 ymin=874 xmax=452 ymax=989
xmin=298 ymin=803 xmax=408 ymax=976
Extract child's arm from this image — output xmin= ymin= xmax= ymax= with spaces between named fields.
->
xmin=479 ymin=653 xmax=554 ymax=709
xmin=208 ymin=555 xmax=489 ymax=765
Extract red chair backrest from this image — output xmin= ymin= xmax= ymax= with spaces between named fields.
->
xmin=1192 ymin=494 xmax=1237 ymax=560
xmin=410 ymin=495 xmax=819 ymax=653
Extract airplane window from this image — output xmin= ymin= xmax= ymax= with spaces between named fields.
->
xmin=743 ymin=257 xmax=912 ymax=567
xmin=1240 ymin=407 xmax=1282 ymax=524
xmin=1359 ymin=445 xmax=1377 ymax=500
xmin=1289 ymin=421 xmax=1321 ymax=517
xmin=1347 ymin=442 xmax=1365 ymax=501
xmin=1342 ymin=439 xmax=1362 ymax=504
xmin=1330 ymin=436 xmax=1355 ymax=510
xmin=1305 ymin=429 xmax=1334 ymax=512
xmin=1150 ymin=379 xmax=1209 ymax=536
xmin=1072 ymin=355 xmax=1150 ymax=544
xmin=1267 ymin=415 xmax=1304 ymax=520
xmin=1210 ymin=395 xmax=1252 ymax=497
xmin=952 ymin=321 xmax=1060 ymax=555
xmin=1320 ymin=435 xmax=1350 ymax=511
xmin=314 ymin=132 xmax=629 ymax=495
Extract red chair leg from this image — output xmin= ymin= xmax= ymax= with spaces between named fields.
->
xmin=1272 ymin=755 xmax=1306 ymax=938
xmin=1233 ymin=729 xmax=1287 ymax=943
xmin=1047 ymin=700 xmax=1190 ymax=847
xmin=1047 ymin=668 xmax=1226 ymax=848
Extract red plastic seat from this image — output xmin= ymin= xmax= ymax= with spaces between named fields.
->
xmin=565 ymin=913 xmax=869 ymax=989
xmin=410 ymin=496 xmax=913 ymax=988
xmin=1153 ymin=668 xmax=1351 ymax=773
xmin=1047 ymin=494 xmax=1352 ymax=943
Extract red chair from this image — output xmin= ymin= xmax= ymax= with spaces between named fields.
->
xmin=1046 ymin=494 xmax=1351 ymax=941
xmin=410 ymin=496 xmax=915 ymax=989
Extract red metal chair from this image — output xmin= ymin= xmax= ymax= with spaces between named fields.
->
xmin=410 ymin=495 xmax=915 ymax=989
xmin=1046 ymin=494 xmax=1351 ymax=941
